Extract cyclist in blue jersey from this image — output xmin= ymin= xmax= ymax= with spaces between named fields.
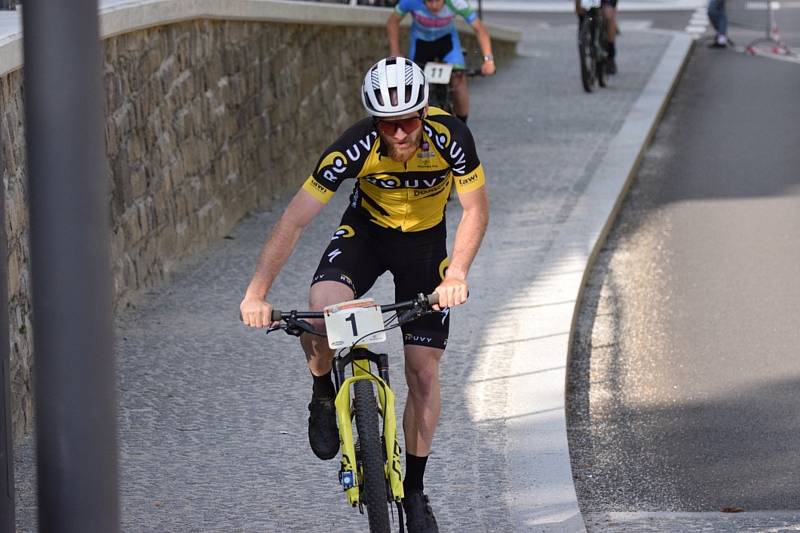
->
xmin=387 ymin=0 xmax=495 ymax=124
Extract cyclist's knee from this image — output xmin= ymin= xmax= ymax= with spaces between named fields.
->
xmin=405 ymin=366 xmax=438 ymax=399
xmin=403 ymin=346 xmax=442 ymax=394
xmin=308 ymin=280 xmax=355 ymax=311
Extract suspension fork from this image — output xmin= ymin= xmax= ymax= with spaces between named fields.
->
xmin=333 ymin=349 xmax=404 ymax=506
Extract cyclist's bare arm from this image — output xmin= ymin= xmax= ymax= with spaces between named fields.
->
xmin=387 ymin=12 xmax=404 ymax=57
xmin=241 ymin=189 xmax=325 ymax=328
xmin=435 ymin=185 xmax=489 ymax=308
xmin=470 ymin=19 xmax=496 ymax=76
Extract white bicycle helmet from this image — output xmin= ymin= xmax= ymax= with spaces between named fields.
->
xmin=361 ymin=57 xmax=429 ymax=118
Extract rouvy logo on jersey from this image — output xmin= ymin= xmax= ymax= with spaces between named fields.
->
xmin=422 ymin=123 xmax=467 ymax=174
xmin=327 ymin=248 xmax=343 ymax=263
xmin=316 ymin=131 xmax=377 ymax=184
xmin=404 ymin=333 xmax=434 ymax=345
xmin=363 ymin=174 xmax=448 ymax=189
xmin=448 ymin=140 xmax=468 ymax=175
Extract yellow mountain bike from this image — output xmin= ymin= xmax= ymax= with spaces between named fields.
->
xmin=268 ymin=292 xmax=439 ymax=532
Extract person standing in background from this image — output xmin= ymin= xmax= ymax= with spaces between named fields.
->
xmin=708 ymin=0 xmax=729 ymax=47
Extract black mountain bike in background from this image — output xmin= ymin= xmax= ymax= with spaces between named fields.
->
xmin=424 ymin=62 xmax=482 ymax=113
xmin=578 ymin=3 xmax=608 ymax=93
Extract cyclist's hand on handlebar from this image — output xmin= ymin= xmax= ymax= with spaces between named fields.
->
xmin=433 ymin=276 xmax=469 ymax=310
xmin=239 ymin=296 xmax=274 ymax=329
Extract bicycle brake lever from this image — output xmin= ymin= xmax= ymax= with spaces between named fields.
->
xmin=282 ymin=318 xmax=322 ymax=338
xmin=396 ymin=308 xmax=422 ymax=325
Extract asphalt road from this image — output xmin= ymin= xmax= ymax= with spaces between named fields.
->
xmin=568 ymin=15 xmax=800 ymax=533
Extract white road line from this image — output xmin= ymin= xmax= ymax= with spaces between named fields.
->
xmin=686 ymin=7 xmax=708 ymax=36
xmin=746 ymin=1 xmax=800 ymax=7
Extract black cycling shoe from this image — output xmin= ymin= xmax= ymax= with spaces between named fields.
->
xmin=402 ymin=491 xmax=439 ymax=533
xmin=307 ymin=397 xmax=339 ymax=460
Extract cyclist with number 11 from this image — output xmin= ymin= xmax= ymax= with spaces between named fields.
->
xmin=240 ymin=57 xmax=489 ymax=532
xmin=387 ymin=0 xmax=496 ymax=124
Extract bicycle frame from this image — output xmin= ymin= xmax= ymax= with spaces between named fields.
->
xmin=267 ymin=293 xmax=438 ymax=520
xmin=333 ymin=348 xmax=404 ymax=506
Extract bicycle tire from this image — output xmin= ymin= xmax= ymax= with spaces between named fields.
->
xmin=597 ymin=57 xmax=607 ymax=88
xmin=597 ymin=15 xmax=608 ymax=88
xmin=429 ymin=82 xmax=453 ymax=114
xmin=578 ymin=18 xmax=594 ymax=93
xmin=354 ymin=379 xmax=391 ymax=533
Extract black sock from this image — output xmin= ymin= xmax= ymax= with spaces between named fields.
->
xmin=607 ymin=41 xmax=616 ymax=58
xmin=311 ymin=371 xmax=335 ymax=399
xmin=456 ymin=114 xmax=468 ymax=124
xmin=404 ymin=453 xmax=428 ymax=494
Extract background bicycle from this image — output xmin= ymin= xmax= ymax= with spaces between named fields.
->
xmin=577 ymin=0 xmax=608 ymax=93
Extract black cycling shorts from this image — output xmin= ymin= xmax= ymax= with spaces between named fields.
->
xmin=311 ymin=208 xmax=451 ymax=350
xmin=412 ymin=33 xmax=462 ymax=68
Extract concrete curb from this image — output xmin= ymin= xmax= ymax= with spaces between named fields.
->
xmin=503 ymin=31 xmax=693 ymax=532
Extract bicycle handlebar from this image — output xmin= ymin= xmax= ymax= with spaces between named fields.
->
xmin=270 ymin=292 xmax=439 ymax=323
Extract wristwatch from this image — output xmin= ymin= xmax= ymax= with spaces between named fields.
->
xmin=483 ymin=54 xmax=494 ymax=62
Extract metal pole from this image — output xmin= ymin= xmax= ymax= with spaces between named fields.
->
xmin=0 ymin=184 xmax=13 ymax=533
xmin=478 ymin=0 xmax=483 ymax=19
xmin=766 ymin=0 xmax=772 ymax=39
xmin=21 ymin=0 xmax=120 ymax=531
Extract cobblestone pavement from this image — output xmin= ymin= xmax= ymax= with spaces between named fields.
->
xmin=14 ymin=24 xmax=672 ymax=532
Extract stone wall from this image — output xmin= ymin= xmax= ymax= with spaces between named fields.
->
xmin=1 ymin=15 xmax=516 ymax=441
xmin=104 ymin=20 xmax=388 ymax=307
xmin=0 ymin=70 xmax=33 ymax=439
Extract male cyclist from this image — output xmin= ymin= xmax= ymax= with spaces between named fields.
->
xmin=575 ymin=0 xmax=619 ymax=74
xmin=387 ymin=0 xmax=496 ymax=124
xmin=240 ymin=57 xmax=489 ymax=532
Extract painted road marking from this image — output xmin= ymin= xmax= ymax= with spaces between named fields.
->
xmin=746 ymin=1 xmax=800 ymax=8
xmin=685 ymin=6 xmax=709 ymax=35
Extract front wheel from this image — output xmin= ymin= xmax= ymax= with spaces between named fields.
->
xmin=578 ymin=19 xmax=595 ymax=92
xmin=428 ymin=82 xmax=453 ymax=114
xmin=354 ymin=380 xmax=391 ymax=532
xmin=597 ymin=17 xmax=608 ymax=88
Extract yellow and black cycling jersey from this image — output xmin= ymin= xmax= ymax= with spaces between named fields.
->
xmin=302 ymin=107 xmax=486 ymax=232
